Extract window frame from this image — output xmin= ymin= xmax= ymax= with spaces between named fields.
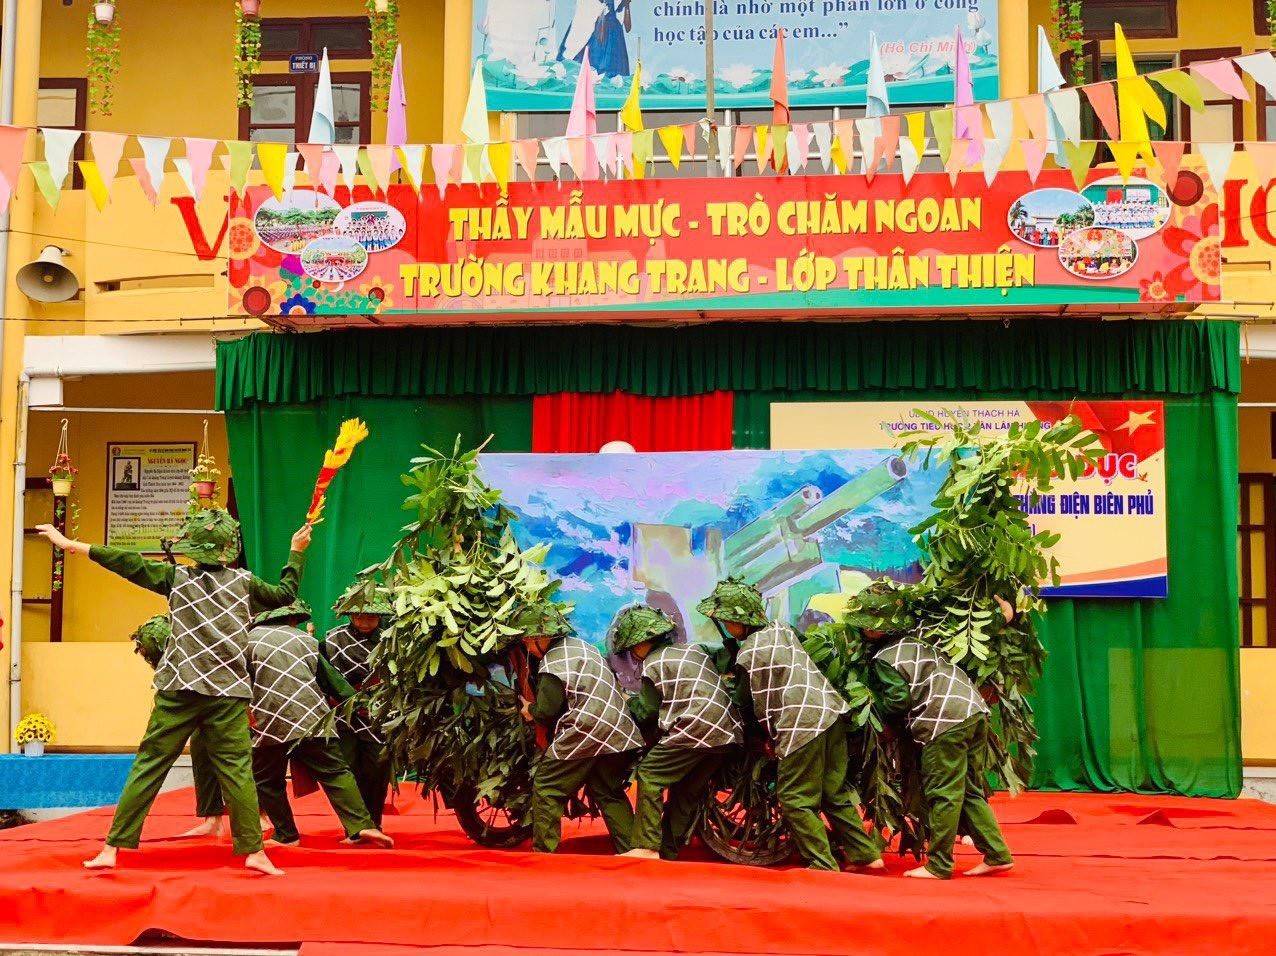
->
xmin=238 ymin=72 xmax=371 ymax=146
xmin=37 ymin=78 xmax=87 ymax=190
xmin=1179 ymin=47 xmax=1244 ymax=145
xmin=1081 ymin=0 xmax=1178 ymax=40
xmin=258 ymin=17 xmax=372 ymax=61
xmin=1255 ymin=0 xmax=1272 ymax=36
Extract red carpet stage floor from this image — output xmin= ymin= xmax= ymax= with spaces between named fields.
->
xmin=2 ymin=788 xmax=1276 ymax=955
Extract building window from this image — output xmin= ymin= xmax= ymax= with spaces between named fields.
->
xmin=38 ymin=79 xmax=87 ymax=189
xmin=259 ymin=18 xmax=371 ymax=60
xmin=1255 ymin=0 xmax=1272 ymax=36
xmin=1082 ymin=1 xmax=1177 ymax=39
xmin=1099 ymin=58 xmax=1176 ymax=140
xmin=239 ymin=73 xmax=370 ymax=145
xmin=1180 ymin=48 xmax=1243 ymax=145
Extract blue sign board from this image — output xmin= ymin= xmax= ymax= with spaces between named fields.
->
xmin=472 ymin=0 xmax=1000 ymax=112
xmin=290 ymin=53 xmax=320 ymax=74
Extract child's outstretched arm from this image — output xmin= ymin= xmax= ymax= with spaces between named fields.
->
xmin=35 ymin=524 xmax=175 ymax=595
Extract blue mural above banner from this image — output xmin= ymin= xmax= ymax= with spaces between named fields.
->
xmin=472 ymin=0 xmax=1000 ymax=113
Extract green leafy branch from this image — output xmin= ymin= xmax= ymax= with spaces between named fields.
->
xmin=366 ymin=0 xmax=400 ymax=112
xmin=234 ymin=6 xmax=262 ymax=108
xmin=87 ymin=10 xmax=122 ymax=116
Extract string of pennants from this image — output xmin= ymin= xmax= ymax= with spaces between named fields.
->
xmin=1 ymin=40 xmax=1276 ymax=214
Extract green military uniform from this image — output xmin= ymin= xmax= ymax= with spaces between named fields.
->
xmin=872 ymin=636 xmax=1013 ymax=878
xmin=517 ymin=603 xmax=644 ymax=854
xmin=322 ymin=585 xmax=393 ymax=827
xmin=131 ymin=615 xmax=223 ymax=818
xmin=698 ymin=579 xmax=881 ymax=871
xmin=616 ymin=606 xmax=743 ymax=859
xmin=246 ymin=602 xmax=375 ymax=845
xmin=93 ymin=509 xmax=303 ymax=856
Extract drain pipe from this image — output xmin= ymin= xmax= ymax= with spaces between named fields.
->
xmin=8 ymin=374 xmax=27 ymax=751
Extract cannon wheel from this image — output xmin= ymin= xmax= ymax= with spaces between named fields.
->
xmin=451 ymin=785 xmax=532 ymax=849
xmin=698 ymin=751 xmax=793 ymax=867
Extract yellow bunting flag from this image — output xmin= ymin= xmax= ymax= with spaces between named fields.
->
xmin=771 ymin=124 xmax=789 ymax=172
xmin=930 ymin=109 xmax=955 ymax=165
xmin=631 ymin=129 xmax=654 ymax=179
xmin=620 ymin=63 xmax=644 ymax=133
xmin=78 ymin=160 xmax=110 ymax=212
xmin=226 ymin=140 xmax=254 ymax=195
xmin=257 ymin=143 xmax=288 ymax=200
xmin=1109 ymin=141 xmax=1143 ymax=183
xmin=1150 ymin=69 xmax=1205 ymax=114
xmin=906 ymin=111 xmax=927 ymax=159
xmin=658 ymin=125 xmax=684 ymax=170
xmin=489 ymin=141 xmax=513 ymax=192
xmin=754 ymin=125 xmax=770 ymax=174
xmin=1114 ymin=24 xmax=1164 ymax=160
xmin=356 ymin=148 xmax=380 ymax=192
xmin=830 ymin=120 xmax=853 ymax=174
xmin=464 ymin=143 xmax=487 ymax=183
xmin=1062 ymin=141 xmax=1098 ymax=190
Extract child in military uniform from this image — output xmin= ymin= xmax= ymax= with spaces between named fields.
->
xmin=851 ymin=584 xmax=1015 ymax=880
xmin=245 ymin=601 xmax=393 ymax=849
xmin=516 ymin=600 xmax=644 ymax=854
xmin=697 ymin=578 xmax=883 ymax=873
xmin=322 ymin=584 xmax=393 ymax=828
xmin=613 ymin=605 xmax=743 ymax=861
xmin=37 ymin=509 xmax=307 ymax=876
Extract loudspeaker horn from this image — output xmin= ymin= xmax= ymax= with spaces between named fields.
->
xmin=17 ymin=246 xmax=79 ymax=303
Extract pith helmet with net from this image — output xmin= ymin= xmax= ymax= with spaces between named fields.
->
xmin=843 ymin=580 xmax=917 ymax=635
xmin=333 ymin=580 xmax=393 ymax=617
xmin=169 ymin=507 xmax=241 ymax=566
xmin=501 ymin=599 xmax=574 ymax=648
xmin=131 ymin=615 xmax=171 ymax=669
xmin=611 ymin=604 xmax=677 ymax=654
xmin=253 ymin=599 xmax=313 ymax=627
xmin=696 ymin=578 xmax=767 ymax=627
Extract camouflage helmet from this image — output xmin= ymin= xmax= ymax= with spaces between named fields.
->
xmin=696 ymin=578 xmax=767 ymax=627
xmin=169 ymin=507 xmax=241 ymax=566
xmin=505 ymin=599 xmax=574 ymax=646
xmin=253 ymin=599 xmax=313 ymax=627
xmin=844 ymin=580 xmax=917 ymax=635
xmin=611 ymin=604 xmax=677 ymax=654
xmin=131 ymin=615 xmax=171 ymax=669
xmin=333 ymin=581 xmax=393 ymax=617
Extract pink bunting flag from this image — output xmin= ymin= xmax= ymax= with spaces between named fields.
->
xmin=366 ymin=145 xmax=395 ymax=194
xmin=591 ymin=133 xmax=617 ymax=179
xmin=297 ymin=143 xmax=326 ymax=181
xmin=1250 ymin=142 xmax=1276 ymax=186
xmin=956 ymin=104 xmax=984 ymax=143
xmin=790 ymin=123 xmax=810 ymax=172
xmin=566 ymin=51 xmax=599 ymax=179
xmin=319 ymin=150 xmax=340 ymax=195
xmin=1082 ymin=83 xmax=1121 ymax=140
xmin=732 ymin=126 xmax=752 ymax=171
xmin=682 ymin=123 xmax=700 ymax=156
xmin=1190 ymin=59 xmax=1250 ymax=102
xmin=953 ymin=28 xmax=975 ymax=137
xmin=515 ymin=139 xmax=540 ymax=181
xmin=182 ymin=137 xmax=218 ymax=201
xmin=1018 ymin=94 xmax=1049 ymax=142
xmin=89 ymin=131 xmax=127 ymax=192
xmin=431 ymin=144 xmax=458 ymax=197
xmin=449 ymin=147 xmax=465 ymax=186
xmin=0 ymin=126 xmax=30 ymax=198
xmin=1152 ymin=140 xmax=1186 ymax=190
xmin=612 ymin=131 xmax=632 ymax=177
xmin=870 ymin=115 xmax=901 ymax=176
xmin=129 ymin=157 xmax=158 ymax=204
xmin=566 ymin=137 xmax=588 ymax=180
xmin=1020 ymin=140 xmax=1049 ymax=183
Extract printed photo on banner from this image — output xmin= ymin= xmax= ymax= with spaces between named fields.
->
xmin=471 ymin=0 xmax=1000 ymax=111
xmin=769 ymin=401 xmax=1168 ymax=599
xmin=1058 ymin=227 xmax=1138 ymax=281
xmin=1007 ymin=188 xmax=1094 ymax=249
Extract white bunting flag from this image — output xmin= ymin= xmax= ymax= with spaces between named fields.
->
xmin=811 ymin=122 xmax=833 ymax=173
xmin=1198 ymin=143 xmax=1236 ymax=190
xmin=398 ymin=144 xmax=426 ymax=191
xmin=41 ymin=128 xmax=81 ymax=187
xmin=333 ymin=143 xmax=360 ymax=189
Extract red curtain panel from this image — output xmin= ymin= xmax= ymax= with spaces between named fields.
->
xmin=531 ymin=391 xmax=735 ymax=452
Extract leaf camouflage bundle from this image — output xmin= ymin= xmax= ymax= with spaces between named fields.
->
xmin=349 ymin=438 xmax=560 ymax=820
xmin=804 ymin=412 xmax=1102 ymax=853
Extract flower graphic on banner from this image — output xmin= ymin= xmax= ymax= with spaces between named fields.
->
xmin=812 ymin=64 xmax=848 ymax=88
xmin=1160 ymin=205 xmax=1221 ymax=298
xmin=1138 ymin=271 xmax=1173 ymax=303
xmin=719 ymin=64 xmax=758 ymax=90
xmin=231 ymin=277 xmax=288 ymax=317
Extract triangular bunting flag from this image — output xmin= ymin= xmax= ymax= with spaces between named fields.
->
xmin=854 ymin=118 xmax=879 ymax=176
xmin=1198 ymin=143 xmax=1236 ymax=190
xmin=1083 ymin=82 xmax=1121 ymax=140
xmin=0 ymin=126 xmax=29 ymax=199
xmin=226 ymin=140 xmax=254 ymax=195
xmin=1037 ymin=25 xmax=1066 ymax=93
xmin=1062 ymin=141 xmax=1097 ymax=190
xmin=431 ymin=144 xmax=457 ymax=198
xmin=398 ymin=144 xmax=426 ymax=191
xmin=333 ymin=144 xmax=360 ymax=189
xmin=931 ymin=109 xmax=955 ymax=165
xmin=791 ymin=123 xmax=811 ymax=172
xmin=138 ymin=136 xmax=172 ymax=197
xmin=754 ymin=125 xmax=770 ymax=175
xmin=129 ymin=158 xmax=158 ymax=204
xmin=621 ymin=62 xmax=644 ymax=132
xmin=1109 ymin=141 xmax=1143 ymax=183
xmin=1018 ymin=140 xmax=1047 ymax=183
xmin=612 ymin=131 xmax=632 ymax=178
xmin=732 ymin=126 xmax=752 ymax=172
xmin=281 ymin=151 xmax=300 ymax=195
xmin=1152 ymin=141 xmax=1186 ymax=189
xmin=956 ymin=104 xmax=984 ymax=142
xmin=514 ymin=139 xmax=539 ymax=181
xmin=1191 ymin=58 xmax=1250 ymax=102
xmin=682 ymin=123 xmax=700 ymax=156
xmin=1114 ymin=24 xmax=1167 ymax=142
xmin=898 ymin=137 xmax=921 ymax=184
xmin=1150 ymin=69 xmax=1205 ymax=114
xmin=173 ymin=157 xmax=196 ymax=198
xmin=88 ymin=131 xmax=127 ymax=195
xmin=366 ymin=145 xmax=394 ymax=193
xmin=449 ymin=146 xmax=465 ymax=187
xmin=41 ymin=128 xmax=80 ymax=187
xmin=946 ymin=138 xmax=971 ymax=184
xmin=1045 ymin=89 xmax=1082 ymax=144
xmin=297 ymin=143 xmax=326 ymax=184
xmin=985 ymin=101 xmax=1015 ymax=154
xmin=78 ymin=160 xmax=109 ymax=212
xmin=831 ymin=120 xmax=853 ymax=174
xmin=182 ymin=138 xmax=218 ymax=201
xmin=871 ymin=115 xmax=901 ymax=177
xmin=461 ymin=60 xmax=490 ymax=145
xmin=1238 ymin=52 xmax=1276 ymax=99
xmin=1018 ymin=94 xmax=1048 ymax=142
xmin=591 ymin=133 xmax=616 ymax=180
xmin=812 ymin=122 xmax=833 ymax=173
xmin=1249 ymin=141 xmax=1276 ymax=186
xmin=716 ymin=126 xmax=732 ymax=177
xmin=489 ymin=141 xmax=513 ymax=192
xmin=632 ymin=130 xmax=655 ymax=178
xmin=771 ymin=124 xmax=789 ymax=173
xmin=563 ymin=138 xmax=585 ymax=179
xmin=658 ymin=125 xmax=685 ymax=171
xmin=28 ymin=161 xmax=61 ymax=209
xmin=319 ymin=150 xmax=340 ymax=196
xmin=257 ymin=143 xmax=289 ymax=200
xmin=464 ymin=143 xmax=488 ymax=183
xmin=356 ymin=148 xmax=380 ymax=192
xmin=906 ymin=112 xmax=927 ymax=160
xmin=982 ymin=138 xmax=1008 ymax=186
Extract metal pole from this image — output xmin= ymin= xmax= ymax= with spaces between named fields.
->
xmin=704 ymin=0 xmax=716 ymax=176
xmin=8 ymin=375 xmax=27 ymax=750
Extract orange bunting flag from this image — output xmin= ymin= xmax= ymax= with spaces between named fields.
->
xmin=306 ymin=418 xmax=370 ymax=525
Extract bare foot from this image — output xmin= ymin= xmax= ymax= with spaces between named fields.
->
xmin=83 ymin=846 xmax=118 ymax=870
xmin=245 ymin=851 xmax=284 ymax=876
xmin=903 ymin=865 xmax=942 ymax=879
xmin=266 ymin=837 xmax=300 ymax=848
xmin=620 ymin=848 xmax=660 ymax=859
xmin=260 ymin=815 xmax=272 ymax=830
xmin=845 ymin=858 xmax=887 ymax=873
xmin=354 ymin=828 xmax=394 ymax=849
xmin=179 ymin=817 xmax=223 ymax=839
xmin=966 ymin=861 xmax=1014 ymax=877
xmin=960 ymin=835 xmax=975 ymax=846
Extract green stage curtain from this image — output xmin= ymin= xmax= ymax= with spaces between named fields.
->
xmin=225 ymin=396 xmax=531 ymax=637
xmin=734 ymin=390 xmax=1242 ymax=798
xmin=216 ymin=320 xmax=1239 ymax=410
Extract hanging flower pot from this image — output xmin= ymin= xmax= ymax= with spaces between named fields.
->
xmin=51 ymin=478 xmax=73 ymax=496
xmin=24 ymin=740 xmax=46 ymax=757
xmin=240 ymin=0 xmax=261 ymax=19
xmin=194 ymin=480 xmax=217 ymax=500
xmin=374 ymin=0 xmax=390 ymax=12
xmin=189 ymin=420 xmax=222 ymax=505
xmin=94 ymin=2 xmax=116 ymax=25
xmin=49 ymin=420 xmax=77 ymax=498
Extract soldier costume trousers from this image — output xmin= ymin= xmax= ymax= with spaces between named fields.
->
xmin=337 ymin=727 xmax=393 ymax=828
xmin=631 ymin=743 xmax=727 ymax=859
xmin=775 ymin=720 xmax=881 ymax=870
xmin=190 ymin=731 xmax=226 ymax=818
xmin=920 ymin=715 xmax=1013 ymax=878
xmin=531 ymin=752 xmax=635 ymax=853
xmin=107 ymin=690 xmax=263 ymax=855
xmin=253 ymin=737 xmax=375 ymax=844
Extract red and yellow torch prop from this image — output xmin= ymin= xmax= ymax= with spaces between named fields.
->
xmin=305 ymin=418 xmax=370 ymax=525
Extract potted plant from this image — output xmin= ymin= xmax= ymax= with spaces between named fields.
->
xmin=190 ymin=453 xmax=221 ymax=501
xmin=235 ymin=4 xmax=263 ymax=107
xmin=86 ymin=4 xmax=121 ymax=115
xmin=49 ymin=454 xmax=77 ymax=496
xmin=14 ymin=713 xmax=55 ymax=757
xmin=366 ymin=0 xmax=399 ymax=110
